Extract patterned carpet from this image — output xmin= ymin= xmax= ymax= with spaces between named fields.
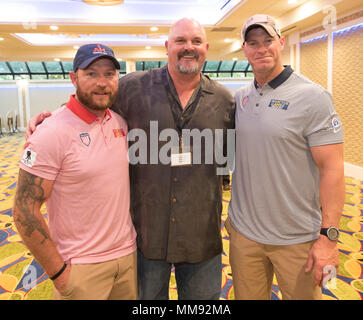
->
xmin=0 ymin=133 xmax=363 ymax=300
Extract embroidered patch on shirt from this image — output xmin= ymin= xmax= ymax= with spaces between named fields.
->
xmin=268 ymin=99 xmax=290 ymax=110
xmin=331 ymin=117 xmax=342 ymax=133
xmin=80 ymin=133 xmax=91 ymax=146
xmin=113 ymin=129 xmax=126 ymax=138
xmin=21 ymin=148 xmax=37 ymax=168
xmin=241 ymin=96 xmax=249 ymax=108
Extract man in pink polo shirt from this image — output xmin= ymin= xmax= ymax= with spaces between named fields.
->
xmin=13 ymin=44 xmax=137 ymax=300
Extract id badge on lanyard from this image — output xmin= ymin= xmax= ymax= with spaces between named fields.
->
xmin=171 ymin=137 xmax=192 ymax=167
xmin=162 ymin=68 xmax=200 ymax=167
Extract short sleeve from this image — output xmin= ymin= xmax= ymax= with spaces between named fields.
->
xmin=19 ymin=118 xmax=64 ymax=180
xmin=304 ymin=89 xmax=344 ymax=146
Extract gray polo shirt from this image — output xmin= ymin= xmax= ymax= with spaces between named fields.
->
xmin=228 ymin=66 xmax=343 ymax=245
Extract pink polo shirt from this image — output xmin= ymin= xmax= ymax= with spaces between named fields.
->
xmin=20 ymin=95 xmax=136 ymax=264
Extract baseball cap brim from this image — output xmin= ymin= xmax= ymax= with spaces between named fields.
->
xmin=245 ymin=23 xmax=278 ymax=39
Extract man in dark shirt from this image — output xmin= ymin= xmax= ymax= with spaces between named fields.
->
xmin=112 ymin=18 xmax=235 ymax=300
xmin=26 ymin=18 xmax=235 ymax=300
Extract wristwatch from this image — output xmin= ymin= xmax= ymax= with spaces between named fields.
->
xmin=320 ymin=227 xmax=340 ymax=241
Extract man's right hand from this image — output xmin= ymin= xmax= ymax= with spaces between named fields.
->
xmin=25 ymin=111 xmax=52 ymax=140
xmin=53 ymin=264 xmax=72 ymax=295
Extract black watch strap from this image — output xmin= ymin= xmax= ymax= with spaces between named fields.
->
xmin=320 ymin=227 xmax=339 ymax=241
xmin=320 ymin=228 xmax=329 ymax=237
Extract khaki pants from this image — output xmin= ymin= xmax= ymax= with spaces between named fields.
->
xmin=54 ymin=251 xmax=137 ymax=300
xmin=225 ymin=218 xmax=322 ymax=300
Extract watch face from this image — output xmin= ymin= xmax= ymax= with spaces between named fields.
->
xmin=327 ymin=227 xmax=339 ymax=240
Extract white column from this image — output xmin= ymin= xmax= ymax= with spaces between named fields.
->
xmin=295 ymin=42 xmax=301 ymax=74
xmin=126 ymin=60 xmax=136 ymax=74
xmin=288 ymin=31 xmax=300 ymax=71
xmin=16 ymin=79 xmax=30 ymax=131
xmin=290 ymin=44 xmax=295 ymax=70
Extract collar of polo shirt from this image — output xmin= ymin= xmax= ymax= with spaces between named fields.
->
xmin=66 ymin=94 xmax=112 ymax=124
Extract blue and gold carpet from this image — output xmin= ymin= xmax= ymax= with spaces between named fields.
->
xmin=1 ymin=133 xmax=362 ymax=300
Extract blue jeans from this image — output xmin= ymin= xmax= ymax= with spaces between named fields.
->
xmin=137 ymin=250 xmax=222 ymax=300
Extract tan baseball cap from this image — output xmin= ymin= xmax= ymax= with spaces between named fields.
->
xmin=241 ymin=14 xmax=281 ymax=43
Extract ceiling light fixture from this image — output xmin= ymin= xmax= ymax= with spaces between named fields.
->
xmin=145 ymin=46 xmax=151 ymax=50
xmin=224 ymin=38 xmax=232 ymax=43
xmin=50 ymin=25 xmax=59 ymax=31
xmin=0 ymin=37 xmax=4 ymax=41
xmin=54 ymin=58 xmax=60 ymax=62
xmin=82 ymin=0 xmax=124 ymax=5
xmin=150 ymin=27 xmax=158 ymax=32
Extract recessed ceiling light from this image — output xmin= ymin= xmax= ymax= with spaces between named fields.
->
xmin=50 ymin=25 xmax=59 ymax=31
xmin=0 ymin=37 xmax=4 ymax=41
xmin=150 ymin=27 xmax=158 ymax=31
xmin=224 ymin=38 xmax=232 ymax=43
xmin=54 ymin=58 xmax=60 ymax=62
xmin=73 ymin=45 xmax=80 ymax=49
xmin=232 ymin=57 xmax=238 ymax=61
xmin=145 ymin=46 xmax=151 ymax=50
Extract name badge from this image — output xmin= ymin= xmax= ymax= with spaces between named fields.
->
xmin=171 ymin=152 xmax=192 ymax=167
xmin=171 ymin=145 xmax=192 ymax=167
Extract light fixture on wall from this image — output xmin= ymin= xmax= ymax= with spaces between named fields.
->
xmin=82 ymin=0 xmax=123 ymax=5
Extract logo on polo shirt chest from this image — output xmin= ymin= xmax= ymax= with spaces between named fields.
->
xmin=113 ymin=129 xmax=126 ymax=138
xmin=242 ymin=96 xmax=249 ymax=108
xmin=268 ymin=99 xmax=290 ymax=110
xmin=80 ymin=133 xmax=91 ymax=146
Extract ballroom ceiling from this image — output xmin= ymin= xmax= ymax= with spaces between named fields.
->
xmin=0 ymin=0 xmax=361 ymax=61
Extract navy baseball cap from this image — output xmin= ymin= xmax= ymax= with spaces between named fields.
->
xmin=73 ymin=43 xmax=120 ymax=72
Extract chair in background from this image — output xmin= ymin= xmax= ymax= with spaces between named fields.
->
xmin=0 ymin=116 xmax=3 ymax=137
xmin=5 ymin=111 xmax=15 ymax=135
xmin=14 ymin=112 xmax=20 ymax=133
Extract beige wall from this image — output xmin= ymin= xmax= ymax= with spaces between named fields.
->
xmin=29 ymin=85 xmax=74 ymax=117
xmin=333 ymin=24 xmax=363 ymax=167
xmin=300 ymin=36 xmax=328 ymax=89
xmin=294 ymin=10 xmax=363 ymax=168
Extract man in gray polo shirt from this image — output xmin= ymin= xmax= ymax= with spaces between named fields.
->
xmin=226 ymin=14 xmax=345 ymax=299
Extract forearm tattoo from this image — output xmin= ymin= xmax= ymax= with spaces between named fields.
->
xmin=14 ymin=170 xmax=50 ymax=244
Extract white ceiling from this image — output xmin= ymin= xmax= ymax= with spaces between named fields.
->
xmin=0 ymin=0 xmax=246 ymax=26
xmin=0 ymin=0 xmax=361 ymax=61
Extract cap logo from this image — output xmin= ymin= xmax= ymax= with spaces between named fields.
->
xmin=93 ymin=44 xmax=107 ymax=54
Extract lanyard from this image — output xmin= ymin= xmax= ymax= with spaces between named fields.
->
xmin=161 ymin=68 xmax=202 ymax=138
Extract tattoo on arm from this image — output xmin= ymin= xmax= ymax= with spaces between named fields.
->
xmin=14 ymin=170 xmax=50 ymax=244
